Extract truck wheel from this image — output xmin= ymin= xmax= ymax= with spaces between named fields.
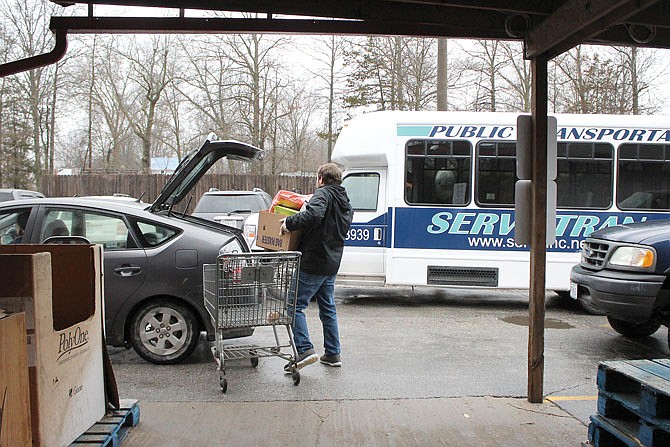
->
xmin=607 ymin=316 xmax=661 ymax=338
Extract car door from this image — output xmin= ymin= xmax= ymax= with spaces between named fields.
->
xmin=36 ymin=206 xmax=148 ymax=331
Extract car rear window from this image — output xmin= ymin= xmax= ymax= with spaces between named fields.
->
xmin=194 ymin=194 xmax=269 ymax=214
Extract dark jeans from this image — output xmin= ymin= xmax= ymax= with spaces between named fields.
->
xmin=291 ymin=271 xmax=340 ymax=356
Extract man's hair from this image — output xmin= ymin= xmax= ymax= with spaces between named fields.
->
xmin=318 ymin=163 xmax=343 ymax=185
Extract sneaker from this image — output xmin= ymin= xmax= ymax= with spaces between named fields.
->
xmin=320 ymin=353 xmax=342 ymax=367
xmin=284 ymin=348 xmax=318 ymax=373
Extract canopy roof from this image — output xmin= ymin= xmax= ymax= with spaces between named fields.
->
xmin=47 ymin=1 xmax=670 ymax=59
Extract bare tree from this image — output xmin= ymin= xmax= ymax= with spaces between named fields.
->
xmin=177 ymin=35 xmax=238 ymax=140
xmin=461 ymin=40 xmax=507 ymax=112
xmin=305 ymin=35 xmax=350 ymax=161
xmin=120 ymin=35 xmax=176 ymax=174
xmin=497 ymin=41 xmax=532 ymax=112
xmin=2 ymin=0 xmax=63 ymax=186
xmin=69 ymin=35 xmax=136 ymax=171
xmin=402 ymin=38 xmax=437 ymax=110
xmin=436 ymin=38 xmax=448 ymax=110
xmin=223 ymin=32 xmax=290 ymax=174
xmin=611 ymin=46 xmax=658 ymax=114
xmin=344 ymin=36 xmax=437 ymax=111
xmin=551 ymin=45 xmax=659 ymax=114
xmin=553 ymin=46 xmax=597 ymax=113
xmin=276 ymin=84 xmax=323 ymax=173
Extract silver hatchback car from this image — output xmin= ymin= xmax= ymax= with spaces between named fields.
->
xmin=0 ymin=135 xmax=263 ymax=364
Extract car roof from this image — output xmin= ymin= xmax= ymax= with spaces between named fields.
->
xmin=0 ymin=196 xmax=150 ymax=213
xmin=0 ymin=188 xmax=44 ymax=196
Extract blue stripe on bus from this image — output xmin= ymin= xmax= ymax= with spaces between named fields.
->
xmin=345 ymin=208 xmax=670 ymax=252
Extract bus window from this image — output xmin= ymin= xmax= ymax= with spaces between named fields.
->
xmin=617 ymin=143 xmax=670 ymax=210
xmin=476 ymin=141 xmax=516 ymax=207
xmin=557 ymin=142 xmax=613 ymax=209
xmin=342 ymin=173 xmax=380 ymax=211
xmin=405 ymin=139 xmax=471 ymax=205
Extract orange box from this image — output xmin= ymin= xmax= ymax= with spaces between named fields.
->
xmin=256 ymin=210 xmax=301 ymax=251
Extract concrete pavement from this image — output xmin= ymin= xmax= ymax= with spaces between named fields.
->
xmin=123 ymin=396 xmax=588 ymax=446
xmin=111 ymin=287 xmax=670 ymax=446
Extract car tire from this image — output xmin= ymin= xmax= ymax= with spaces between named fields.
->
xmin=607 ymin=316 xmax=661 ymax=338
xmin=129 ymin=299 xmax=200 ymax=364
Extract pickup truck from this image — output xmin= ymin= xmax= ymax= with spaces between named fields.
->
xmin=570 ymin=219 xmax=670 ymax=348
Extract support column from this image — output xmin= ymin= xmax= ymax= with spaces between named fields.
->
xmin=528 ymin=55 xmax=548 ymax=404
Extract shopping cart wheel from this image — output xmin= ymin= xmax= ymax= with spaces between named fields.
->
xmin=250 ymin=355 xmax=259 ymax=368
xmin=220 ymin=376 xmax=228 ymax=393
xmin=291 ymin=366 xmax=300 ymax=386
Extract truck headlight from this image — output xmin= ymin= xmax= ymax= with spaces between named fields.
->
xmin=608 ymin=246 xmax=655 ymax=269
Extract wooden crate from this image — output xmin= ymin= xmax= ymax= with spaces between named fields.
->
xmin=0 ymin=247 xmax=106 ymax=447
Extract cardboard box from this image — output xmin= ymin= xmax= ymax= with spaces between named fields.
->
xmin=0 ymin=312 xmax=32 ymax=447
xmin=0 ymin=246 xmax=106 ymax=447
xmin=256 ymin=210 xmax=302 ymax=251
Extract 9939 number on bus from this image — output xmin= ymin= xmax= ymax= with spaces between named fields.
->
xmin=346 ymin=228 xmax=370 ymax=241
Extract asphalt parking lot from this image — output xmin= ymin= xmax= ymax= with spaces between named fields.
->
xmin=111 ymin=287 xmax=669 ymax=446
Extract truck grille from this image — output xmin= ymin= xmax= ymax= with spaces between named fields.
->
xmin=427 ymin=266 xmax=498 ymax=287
xmin=581 ymin=240 xmax=610 ymax=268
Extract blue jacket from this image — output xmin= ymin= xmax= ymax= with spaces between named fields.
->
xmin=285 ymin=184 xmax=353 ymax=275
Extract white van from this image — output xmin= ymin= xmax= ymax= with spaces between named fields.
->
xmin=332 ymin=110 xmax=670 ymax=300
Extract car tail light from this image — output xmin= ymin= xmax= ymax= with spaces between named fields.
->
xmin=243 ymin=223 xmax=256 ymax=242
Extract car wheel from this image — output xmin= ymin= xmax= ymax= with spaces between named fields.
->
xmin=607 ymin=316 xmax=661 ymax=338
xmin=129 ymin=299 xmax=199 ymax=364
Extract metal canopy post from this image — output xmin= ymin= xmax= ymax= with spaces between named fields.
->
xmin=528 ymin=55 xmax=549 ymax=404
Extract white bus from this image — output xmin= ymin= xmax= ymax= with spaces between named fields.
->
xmin=333 ymin=111 xmax=670 ymax=312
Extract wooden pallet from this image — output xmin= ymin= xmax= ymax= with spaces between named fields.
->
xmin=70 ymin=399 xmax=140 ymax=447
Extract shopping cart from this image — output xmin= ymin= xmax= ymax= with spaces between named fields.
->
xmin=203 ymin=251 xmax=302 ymax=393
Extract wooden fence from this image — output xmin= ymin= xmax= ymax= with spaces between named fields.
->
xmin=40 ymin=173 xmax=317 ymax=204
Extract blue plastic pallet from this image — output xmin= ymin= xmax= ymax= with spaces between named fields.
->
xmin=70 ymin=399 xmax=140 ymax=447
xmin=597 ymin=359 xmax=670 ymax=424
xmin=588 ymin=415 xmax=644 ymax=447
xmin=588 ymin=359 xmax=670 ymax=447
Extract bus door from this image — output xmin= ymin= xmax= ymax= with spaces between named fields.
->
xmin=338 ymin=170 xmax=388 ymax=286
